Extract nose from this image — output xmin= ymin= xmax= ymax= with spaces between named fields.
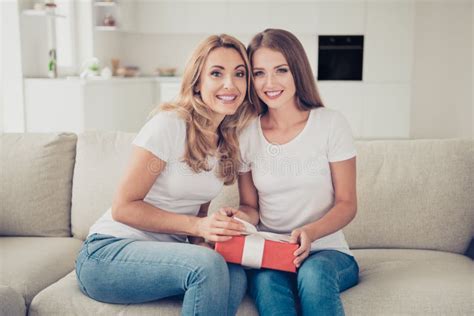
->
xmin=223 ymin=74 xmax=236 ymax=90
xmin=264 ymin=73 xmax=276 ymax=88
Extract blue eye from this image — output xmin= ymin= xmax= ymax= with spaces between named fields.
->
xmin=211 ymin=71 xmax=221 ymax=77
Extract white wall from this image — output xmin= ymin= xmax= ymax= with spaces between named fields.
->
xmin=1 ymin=0 xmax=26 ymax=132
xmin=7 ymin=0 xmax=474 ymax=138
xmin=411 ymin=0 xmax=473 ymax=139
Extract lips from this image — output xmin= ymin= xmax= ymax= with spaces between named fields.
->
xmin=264 ymin=90 xmax=283 ymax=99
xmin=216 ymin=94 xmax=238 ymax=103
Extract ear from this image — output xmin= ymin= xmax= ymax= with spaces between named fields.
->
xmin=193 ymin=82 xmax=200 ymax=94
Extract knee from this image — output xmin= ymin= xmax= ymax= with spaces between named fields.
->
xmin=248 ymin=269 xmax=286 ymax=296
xmin=297 ymin=258 xmax=338 ymax=294
xmin=192 ymin=248 xmax=229 ymax=284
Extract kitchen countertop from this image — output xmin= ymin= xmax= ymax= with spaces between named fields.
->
xmin=24 ymin=76 xmax=183 ymax=84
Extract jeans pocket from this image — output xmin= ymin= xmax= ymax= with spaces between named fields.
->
xmin=85 ymin=234 xmax=119 ymax=258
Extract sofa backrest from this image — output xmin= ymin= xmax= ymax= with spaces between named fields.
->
xmin=71 ymin=132 xmax=135 ymax=240
xmin=346 ymin=139 xmax=473 ymax=254
xmin=71 ymin=133 xmax=473 ymax=254
xmin=0 ymin=133 xmax=76 ymax=237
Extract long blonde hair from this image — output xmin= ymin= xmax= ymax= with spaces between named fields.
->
xmin=154 ymin=34 xmax=260 ymax=184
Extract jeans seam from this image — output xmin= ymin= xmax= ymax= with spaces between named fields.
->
xmin=87 ymin=253 xmax=203 ymax=274
xmin=193 ymin=281 xmax=201 ymax=316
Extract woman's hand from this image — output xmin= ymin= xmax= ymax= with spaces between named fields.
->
xmin=195 ymin=209 xmax=246 ymax=242
xmin=219 ymin=207 xmax=252 ymax=223
xmin=290 ymin=228 xmax=312 ymax=268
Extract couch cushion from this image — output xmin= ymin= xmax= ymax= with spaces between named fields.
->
xmin=29 ymin=271 xmax=258 ymax=316
xmin=29 ymin=250 xmax=473 ymax=316
xmin=0 ymin=285 xmax=25 ymax=316
xmin=344 ymin=249 xmax=474 ymax=315
xmin=71 ymin=132 xmax=136 ymax=240
xmin=0 ymin=133 xmax=77 ymax=237
xmin=346 ymin=139 xmax=473 ymax=253
xmin=0 ymin=237 xmax=83 ymax=305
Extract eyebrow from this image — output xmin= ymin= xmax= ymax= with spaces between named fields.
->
xmin=253 ymin=64 xmax=288 ymax=70
xmin=210 ymin=64 xmax=246 ymax=70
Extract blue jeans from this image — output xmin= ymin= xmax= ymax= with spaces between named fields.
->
xmin=75 ymin=233 xmax=246 ymax=316
xmin=247 ymin=250 xmax=359 ymax=316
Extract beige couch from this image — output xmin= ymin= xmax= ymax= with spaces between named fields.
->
xmin=1 ymin=132 xmax=473 ymax=316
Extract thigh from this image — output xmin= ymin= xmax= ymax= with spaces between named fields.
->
xmin=298 ymin=250 xmax=359 ymax=292
xmin=247 ymin=269 xmax=298 ymax=316
xmin=76 ymin=234 xmax=228 ymax=304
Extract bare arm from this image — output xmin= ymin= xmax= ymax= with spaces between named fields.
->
xmin=112 ymin=146 xmax=244 ymax=241
xmin=302 ymin=157 xmax=357 ymax=241
xmin=235 ymin=171 xmax=260 ymax=225
xmin=188 ymin=202 xmax=212 ymax=248
xmin=291 ymin=157 xmax=357 ymax=267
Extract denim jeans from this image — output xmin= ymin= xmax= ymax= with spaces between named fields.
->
xmin=247 ymin=250 xmax=359 ymax=316
xmin=75 ymin=233 xmax=246 ymax=316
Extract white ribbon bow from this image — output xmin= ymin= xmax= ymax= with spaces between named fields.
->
xmin=234 ymin=217 xmax=292 ymax=269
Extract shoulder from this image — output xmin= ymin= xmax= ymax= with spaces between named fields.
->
xmin=312 ymin=107 xmax=342 ymax=121
xmin=312 ymin=107 xmax=350 ymax=129
xmin=148 ymin=110 xmax=185 ymax=127
xmin=145 ymin=110 xmax=186 ymax=135
xmin=239 ymin=116 xmax=259 ymax=143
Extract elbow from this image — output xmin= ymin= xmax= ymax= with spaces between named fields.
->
xmin=111 ymin=201 xmax=126 ymax=223
xmin=350 ymin=201 xmax=357 ymax=221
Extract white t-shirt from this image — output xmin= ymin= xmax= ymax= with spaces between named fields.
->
xmin=89 ymin=111 xmax=224 ymax=242
xmin=239 ymin=107 xmax=356 ymax=256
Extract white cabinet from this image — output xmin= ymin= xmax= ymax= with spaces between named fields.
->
xmin=24 ymin=78 xmax=155 ymax=133
xmin=318 ymin=82 xmax=365 ymax=138
xmin=362 ymin=84 xmax=411 ymax=139
xmin=364 ymin=1 xmax=415 ymax=83
xmin=316 ymin=82 xmax=410 ymax=139
xmin=315 ymin=1 xmax=366 ymax=35
xmin=158 ymin=82 xmax=181 ymax=103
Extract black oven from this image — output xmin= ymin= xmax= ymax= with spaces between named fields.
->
xmin=317 ymin=35 xmax=364 ymax=81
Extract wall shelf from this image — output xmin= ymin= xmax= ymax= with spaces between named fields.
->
xmin=94 ymin=2 xmax=117 ymax=7
xmin=95 ymin=26 xmax=118 ymax=31
xmin=22 ymin=9 xmax=65 ymax=18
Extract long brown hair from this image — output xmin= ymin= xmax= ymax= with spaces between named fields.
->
xmin=247 ymin=28 xmax=324 ymax=113
xmin=155 ymin=34 xmax=260 ymax=184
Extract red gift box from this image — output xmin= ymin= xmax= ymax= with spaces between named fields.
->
xmin=215 ymin=235 xmax=299 ymax=273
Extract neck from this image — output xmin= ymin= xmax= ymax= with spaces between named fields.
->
xmin=265 ymin=98 xmax=308 ymax=129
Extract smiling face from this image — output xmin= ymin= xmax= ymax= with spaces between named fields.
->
xmin=252 ymin=47 xmax=297 ymax=111
xmin=197 ymin=47 xmax=247 ymax=123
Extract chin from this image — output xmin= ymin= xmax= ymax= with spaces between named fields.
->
xmin=264 ymin=101 xmax=284 ymax=110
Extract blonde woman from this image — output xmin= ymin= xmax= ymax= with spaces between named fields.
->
xmin=75 ymin=34 xmax=259 ymax=316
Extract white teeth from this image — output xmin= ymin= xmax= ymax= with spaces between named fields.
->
xmin=265 ymin=91 xmax=282 ymax=97
xmin=217 ymin=95 xmax=236 ymax=101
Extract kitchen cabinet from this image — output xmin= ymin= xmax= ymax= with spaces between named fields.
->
xmin=24 ymin=77 xmax=156 ymax=133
